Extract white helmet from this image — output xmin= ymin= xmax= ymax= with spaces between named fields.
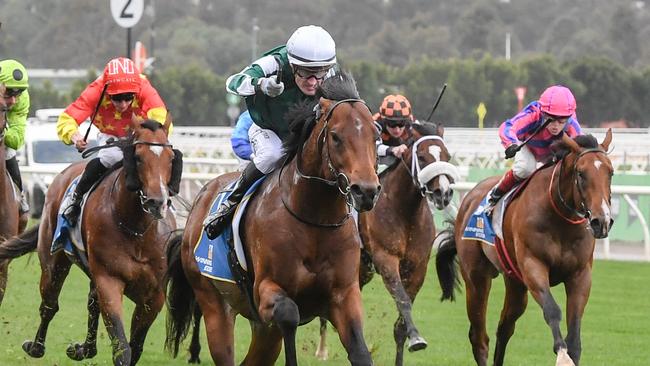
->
xmin=286 ymin=25 xmax=337 ymax=68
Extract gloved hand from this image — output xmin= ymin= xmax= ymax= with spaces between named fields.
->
xmin=258 ymin=76 xmax=284 ymax=97
xmin=504 ymin=144 xmax=519 ymax=159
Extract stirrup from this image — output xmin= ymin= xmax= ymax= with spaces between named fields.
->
xmin=204 ymin=201 xmax=237 ymax=239
xmin=19 ymin=195 xmax=30 ymax=214
xmin=63 ymin=197 xmax=82 ymax=226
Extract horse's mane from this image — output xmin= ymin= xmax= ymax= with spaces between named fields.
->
xmin=412 ymin=121 xmax=441 ymax=136
xmin=551 ymin=133 xmax=599 ymax=160
xmin=282 ymin=71 xmax=360 ymax=163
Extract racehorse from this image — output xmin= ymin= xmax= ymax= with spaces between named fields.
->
xmin=314 ymin=121 xmax=460 ymax=366
xmin=0 ymin=116 xmax=177 ymax=365
xmin=0 ymin=84 xmax=28 ymax=306
xmin=165 ymin=72 xmax=381 ymax=365
xmin=436 ymin=130 xmax=614 ymax=366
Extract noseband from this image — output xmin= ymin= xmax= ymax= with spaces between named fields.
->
xmin=132 ymin=139 xmax=174 ymax=212
xmin=401 ymin=135 xmax=460 ymax=197
xmin=280 ymin=98 xmax=370 ymax=227
xmin=549 ymin=148 xmax=608 ymax=224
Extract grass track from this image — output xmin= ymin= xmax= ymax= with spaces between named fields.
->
xmin=1 ymin=255 xmax=648 ymax=365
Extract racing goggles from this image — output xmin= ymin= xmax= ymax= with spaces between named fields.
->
xmin=294 ymin=66 xmax=330 ymax=81
xmin=3 ymin=88 xmax=25 ymax=98
xmin=110 ymin=93 xmax=135 ymax=102
xmin=385 ymin=120 xmax=407 ymax=128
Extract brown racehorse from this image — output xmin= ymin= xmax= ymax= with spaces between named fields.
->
xmin=436 ymin=130 xmax=614 ymax=366
xmin=314 ymin=121 xmax=460 ymax=366
xmin=0 ymin=116 xmax=177 ymax=365
xmin=165 ymin=72 xmax=380 ymax=366
xmin=0 ymin=84 xmax=28 ymax=306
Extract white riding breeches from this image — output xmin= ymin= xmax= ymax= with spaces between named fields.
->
xmin=4 ymin=147 xmax=16 ymax=160
xmin=512 ymin=145 xmax=536 ymax=179
xmin=248 ymin=123 xmax=283 ymax=174
xmin=96 ymin=132 xmax=123 ymax=168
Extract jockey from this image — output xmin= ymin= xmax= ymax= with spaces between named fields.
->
xmin=375 ymin=94 xmax=414 ymax=166
xmin=0 ymin=59 xmax=31 ymax=214
xmin=58 ymin=57 xmax=182 ymax=227
xmin=486 ymin=85 xmax=582 ymax=209
xmin=204 ymin=25 xmax=338 ymax=239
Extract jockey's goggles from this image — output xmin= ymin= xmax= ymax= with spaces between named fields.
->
xmin=3 ymin=88 xmax=25 ymax=98
xmin=385 ymin=120 xmax=407 ymax=128
xmin=110 ymin=93 xmax=135 ymax=102
xmin=293 ymin=66 xmax=330 ymax=81
xmin=544 ymin=114 xmax=569 ymax=124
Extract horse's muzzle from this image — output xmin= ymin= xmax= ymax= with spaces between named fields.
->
xmin=428 ymin=188 xmax=454 ymax=210
xmin=589 ymin=216 xmax=614 ymax=239
xmin=349 ymin=183 xmax=381 ymax=212
xmin=142 ymin=197 xmax=167 ymax=219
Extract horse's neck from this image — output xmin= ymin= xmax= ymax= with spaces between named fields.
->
xmin=112 ymin=172 xmax=154 ymax=229
xmin=387 ymin=156 xmax=424 ymax=211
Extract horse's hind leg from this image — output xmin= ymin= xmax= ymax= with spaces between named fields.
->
xmin=493 ymin=278 xmax=528 ymax=366
xmin=23 ymin=253 xmax=72 ymax=358
xmin=0 ymin=259 xmax=9 ymax=307
xmin=240 ymin=320 xmax=283 ymax=366
xmin=193 ymin=281 xmax=236 ymax=365
xmin=188 ymin=306 xmax=203 ymax=364
xmin=128 ymin=291 xmax=165 ymax=365
xmin=66 ymin=283 xmax=100 ymax=361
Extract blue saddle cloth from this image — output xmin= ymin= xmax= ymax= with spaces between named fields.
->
xmin=194 ymin=177 xmax=265 ymax=283
xmin=462 ymin=194 xmax=497 ymax=246
xmin=52 ymin=176 xmax=82 ymax=255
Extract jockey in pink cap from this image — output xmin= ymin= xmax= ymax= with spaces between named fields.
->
xmin=486 ymin=85 xmax=582 ymax=209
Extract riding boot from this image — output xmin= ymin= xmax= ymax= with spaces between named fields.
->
xmin=204 ymin=164 xmax=265 ymax=239
xmin=6 ymin=156 xmax=29 ymax=214
xmin=63 ymin=158 xmax=109 ymax=226
xmin=486 ymin=169 xmax=519 ymax=209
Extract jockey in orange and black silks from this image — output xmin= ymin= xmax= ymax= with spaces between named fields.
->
xmin=375 ymin=94 xmax=414 ymax=165
xmin=57 ymin=57 xmax=183 ymax=227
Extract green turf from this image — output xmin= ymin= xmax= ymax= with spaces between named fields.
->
xmin=1 ymin=254 xmax=648 ymax=365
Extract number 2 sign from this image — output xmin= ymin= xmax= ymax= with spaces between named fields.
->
xmin=110 ymin=0 xmax=144 ymax=29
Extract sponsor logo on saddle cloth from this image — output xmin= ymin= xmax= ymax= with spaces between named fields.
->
xmin=462 ymin=188 xmax=517 ymax=246
xmin=52 ymin=176 xmax=91 ymax=256
xmin=194 ymin=177 xmax=265 ymax=283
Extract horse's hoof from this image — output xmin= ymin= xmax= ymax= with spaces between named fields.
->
xmin=22 ymin=340 xmax=45 ymax=358
xmin=407 ymin=336 xmax=428 ymax=352
xmin=66 ymin=342 xmax=97 ymax=360
xmin=556 ymin=348 xmax=576 ymax=366
xmin=188 ymin=355 xmax=201 ymax=364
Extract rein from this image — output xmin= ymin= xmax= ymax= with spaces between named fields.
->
xmin=548 ymin=148 xmax=606 ymax=224
xmin=279 ymin=98 xmax=369 ymax=227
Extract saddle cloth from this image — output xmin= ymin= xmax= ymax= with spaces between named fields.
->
xmin=195 ymin=177 xmax=265 ymax=283
xmin=52 ymin=175 xmax=89 ymax=255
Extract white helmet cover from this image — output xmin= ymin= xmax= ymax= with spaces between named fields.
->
xmin=286 ymin=25 xmax=337 ymax=68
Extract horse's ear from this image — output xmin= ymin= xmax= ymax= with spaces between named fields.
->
xmin=162 ymin=111 xmax=172 ymax=135
xmin=436 ymin=123 xmax=445 ymax=138
xmin=318 ymin=97 xmax=332 ymax=120
xmin=561 ymin=132 xmax=581 ymax=153
xmin=600 ymin=128 xmax=612 ymax=151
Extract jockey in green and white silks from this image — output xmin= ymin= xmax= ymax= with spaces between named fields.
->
xmin=0 ymin=59 xmax=31 ymax=214
xmin=205 ymin=25 xmax=338 ymax=239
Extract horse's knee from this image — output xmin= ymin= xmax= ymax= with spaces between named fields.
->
xmin=39 ymin=302 xmax=59 ymax=319
xmin=272 ymin=297 xmax=299 ymax=331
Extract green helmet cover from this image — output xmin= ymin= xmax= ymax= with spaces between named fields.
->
xmin=0 ymin=59 xmax=29 ymax=89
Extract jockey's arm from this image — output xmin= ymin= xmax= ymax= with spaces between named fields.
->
xmin=57 ymin=80 xmax=105 ymax=145
xmin=4 ymin=91 xmax=29 ymax=150
xmin=225 ymin=54 xmax=282 ymax=97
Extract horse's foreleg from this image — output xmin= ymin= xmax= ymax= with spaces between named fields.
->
xmin=23 ymin=255 xmax=72 ymax=358
xmin=373 ymin=250 xmax=426 ymax=360
xmin=0 ymin=259 xmax=9 ymax=307
xmin=128 ymin=291 xmax=165 ymax=365
xmin=329 ymin=285 xmax=373 ymax=366
xmin=257 ymin=283 xmax=299 ymax=366
xmin=240 ymin=319 xmax=283 ymax=366
xmin=461 ymin=265 xmax=492 ymax=366
xmin=493 ymin=278 xmax=528 ymax=366
xmin=66 ymin=283 xmax=99 ymax=361
xmin=315 ymin=317 xmax=329 ymax=360
xmin=562 ymin=267 xmax=592 ymax=366
xmin=193 ymin=281 xmax=236 ymax=365
xmin=188 ymin=306 xmax=203 ymax=364
xmin=95 ymin=277 xmax=130 ymax=366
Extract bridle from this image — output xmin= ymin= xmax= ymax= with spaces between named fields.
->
xmin=132 ymin=139 xmax=174 ymax=211
xmin=549 ymin=147 xmax=608 ymax=224
xmin=279 ymin=98 xmax=371 ymax=227
xmin=399 ymin=135 xmax=460 ymax=197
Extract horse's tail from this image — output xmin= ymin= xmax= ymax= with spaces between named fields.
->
xmin=0 ymin=225 xmax=39 ymax=260
xmin=164 ymin=230 xmax=196 ymax=358
xmin=435 ymin=218 xmax=460 ymax=302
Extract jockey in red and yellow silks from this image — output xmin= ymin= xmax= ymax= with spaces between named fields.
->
xmin=58 ymin=57 xmax=180 ymax=227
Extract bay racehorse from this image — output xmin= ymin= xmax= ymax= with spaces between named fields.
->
xmin=0 ymin=116 xmax=177 ymax=365
xmin=0 ymin=84 xmax=28 ymax=306
xmin=165 ymin=72 xmax=380 ymax=365
xmin=315 ymin=121 xmax=460 ymax=366
xmin=436 ymin=130 xmax=614 ymax=366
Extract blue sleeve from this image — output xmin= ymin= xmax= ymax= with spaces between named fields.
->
xmin=231 ymin=111 xmax=254 ymax=160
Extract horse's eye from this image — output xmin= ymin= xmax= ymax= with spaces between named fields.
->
xmin=134 ymin=155 xmax=142 ymax=164
xmin=331 ymin=132 xmax=342 ymax=146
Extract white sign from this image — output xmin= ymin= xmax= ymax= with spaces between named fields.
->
xmin=110 ymin=0 xmax=144 ymax=29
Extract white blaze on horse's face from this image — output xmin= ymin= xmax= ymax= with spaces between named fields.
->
xmin=354 ymin=117 xmax=363 ymax=133
xmin=428 ymin=145 xmax=442 ymax=161
xmin=594 ymin=160 xmax=602 ymax=170
xmin=150 ymin=145 xmax=164 ymax=157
